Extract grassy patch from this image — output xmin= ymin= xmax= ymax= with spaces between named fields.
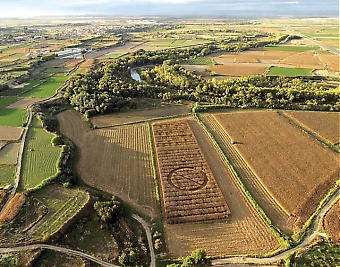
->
xmin=267 ymin=66 xmax=313 ymax=77
xmin=181 ymin=57 xmax=215 ymax=67
xmin=35 ymin=250 xmax=85 ymax=267
xmin=0 ymin=97 xmax=19 ymax=108
xmin=0 ymin=109 xmax=28 ymax=127
xmin=0 ymin=143 xmax=20 ymax=165
xmin=263 ymin=45 xmax=319 ymax=52
xmin=32 ymin=184 xmax=89 ymax=239
xmin=99 ymin=52 xmax=127 ymax=59
xmin=0 ymin=80 xmax=42 ymax=97
xmin=21 ymin=76 xmax=68 ymax=98
xmin=59 ymin=212 xmax=120 ymax=260
xmin=19 ymin=117 xmax=62 ymax=191
xmin=0 ymin=165 xmax=15 ymax=186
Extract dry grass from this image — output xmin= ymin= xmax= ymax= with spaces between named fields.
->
xmin=324 ymin=199 xmax=340 ymax=245
xmin=284 ymin=111 xmax=340 ymax=145
xmin=0 ymin=126 xmax=23 ymax=141
xmin=0 ymin=193 xmax=26 ymax=223
xmin=214 ymin=111 xmax=339 ymax=228
xmin=57 ymin=109 xmax=157 ymax=217
xmin=91 ymin=104 xmax=191 ymax=127
xmin=152 ymin=118 xmax=230 ymax=223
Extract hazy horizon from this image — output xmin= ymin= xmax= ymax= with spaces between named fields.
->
xmin=0 ymin=0 xmax=338 ymax=18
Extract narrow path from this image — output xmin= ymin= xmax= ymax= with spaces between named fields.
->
xmin=132 ymin=214 xmax=156 ymax=267
xmin=212 ymin=188 xmax=339 ymax=265
xmin=0 ymin=244 xmax=119 ymax=267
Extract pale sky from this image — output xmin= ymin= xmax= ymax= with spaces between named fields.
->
xmin=0 ymin=0 xmax=338 ymax=18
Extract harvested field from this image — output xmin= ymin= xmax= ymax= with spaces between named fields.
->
xmin=324 ymin=199 xmax=340 ymax=244
xmin=199 ymin=113 xmax=293 ymax=234
xmin=281 ymin=51 xmax=324 ymax=69
xmin=0 ymin=142 xmax=20 ymax=165
xmin=316 ymin=53 xmax=340 ymax=72
xmin=165 ymin=118 xmax=279 ymax=257
xmin=213 ymin=111 xmax=339 ymax=228
xmin=212 ymin=64 xmax=268 ymax=76
xmin=0 ymin=126 xmax=22 ymax=141
xmin=152 ymin=118 xmax=230 ymax=223
xmin=64 ymin=59 xmax=83 ymax=68
xmin=211 ymin=50 xmax=297 ymax=65
xmin=58 ymin=109 xmax=157 ymax=216
xmin=6 ymin=98 xmax=44 ymax=108
xmin=283 ymin=111 xmax=340 ymax=145
xmin=0 ymin=193 xmax=26 ymax=223
xmin=91 ymin=104 xmax=191 ymax=127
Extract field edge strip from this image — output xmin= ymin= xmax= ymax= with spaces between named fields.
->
xmin=277 ymin=111 xmax=339 ymax=153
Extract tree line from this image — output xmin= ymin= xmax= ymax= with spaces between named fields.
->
xmin=64 ymin=34 xmax=339 ymax=117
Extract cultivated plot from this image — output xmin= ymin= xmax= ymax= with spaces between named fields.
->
xmin=58 ymin=109 xmax=157 ymax=216
xmin=152 ymin=118 xmax=230 ymax=223
xmin=19 ymin=117 xmax=62 ymax=191
xmin=283 ymin=110 xmax=340 ymax=145
xmin=213 ymin=111 xmax=339 ymax=228
xmin=165 ymin=118 xmax=280 ymax=257
xmin=324 ymin=199 xmax=340 ymax=245
xmin=0 ymin=126 xmax=23 ymax=141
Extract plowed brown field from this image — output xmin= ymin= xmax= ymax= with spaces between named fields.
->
xmin=57 ymin=109 xmax=157 ymax=216
xmin=212 ymin=64 xmax=268 ymax=76
xmin=316 ymin=53 xmax=340 ymax=72
xmin=281 ymin=51 xmax=324 ymax=69
xmin=324 ymin=199 xmax=340 ymax=244
xmin=165 ymin=118 xmax=280 ymax=257
xmin=213 ymin=111 xmax=339 ymax=228
xmin=283 ymin=111 xmax=340 ymax=145
xmin=152 ymin=118 xmax=230 ymax=223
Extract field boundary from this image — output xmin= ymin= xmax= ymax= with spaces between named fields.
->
xmin=93 ymin=112 xmax=192 ymax=129
xmin=277 ymin=111 xmax=339 ymax=153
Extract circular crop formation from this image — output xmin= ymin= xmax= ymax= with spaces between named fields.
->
xmin=168 ymin=167 xmax=208 ymax=191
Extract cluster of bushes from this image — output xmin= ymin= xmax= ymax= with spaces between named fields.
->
xmin=167 ymin=249 xmax=212 ymax=267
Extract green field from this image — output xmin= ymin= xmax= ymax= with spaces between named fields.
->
xmin=100 ymin=52 xmax=127 ymax=59
xmin=267 ymin=66 xmax=313 ymax=77
xmin=181 ymin=57 xmax=215 ymax=67
xmin=0 ymin=109 xmax=28 ymax=127
xmin=21 ymin=76 xmax=68 ymax=98
xmin=32 ymin=184 xmax=89 ymax=238
xmin=0 ymin=143 xmax=20 ymax=165
xmin=263 ymin=45 xmax=319 ymax=52
xmin=0 ymin=97 xmax=19 ymax=108
xmin=0 ymin=80 xmax=42 ymax=97
xmin=0 ymin=165 xmax=16 ymax=186
xmin=19 ymin=117 xmax=62 ymax=190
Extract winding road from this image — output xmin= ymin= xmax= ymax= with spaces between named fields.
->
xmin=212 ymin=188 xmax=340 ymax=266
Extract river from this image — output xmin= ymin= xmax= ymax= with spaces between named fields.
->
xmin=131 ymin=70 xmax=141 ymax=82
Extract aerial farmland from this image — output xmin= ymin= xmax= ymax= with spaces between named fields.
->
xmin=0 ymin=12 xmax=339 ymax=267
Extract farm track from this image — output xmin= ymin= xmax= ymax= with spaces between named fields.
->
xmin=198 ymin=113 xmax=293 ymax=234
